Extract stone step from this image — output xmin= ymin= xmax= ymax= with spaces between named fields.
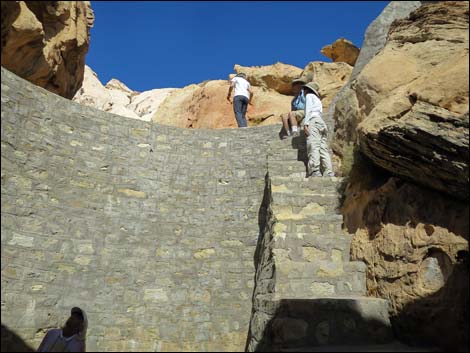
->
xmin=275 ymin=342 xmax=433 ymax=352
xmin=269 ymin=135 xmax=307 ymax=150
xmin=272 ymin=232 xmax=352 ymax=263
xmin=272 ymin=205 xmax=343 ymax=222
xmin=271 ymin=180 xmax=343 ymax=197
xmin=271 ymin=175 xmax=346 ymax=191
xmin=268 ymin=160 xmax=307 ymax=178
xmin=274 ymin=260 xmax=366 ymax=292
xmin=272 ymin=193 xmax=341 ymax=214
xmin=254 ymin=296 xmax=393 ymax=349
xmin=269 ymin=149 xmax=308 ymax=162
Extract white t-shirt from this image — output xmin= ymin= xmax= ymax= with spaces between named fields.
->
xmin=302 ymin=93 xmax=325 ymax=129
xmin=230 ymin=76 xmax=251 ymax=99
xmin=37 ymin=329 xmax=85 ymax=352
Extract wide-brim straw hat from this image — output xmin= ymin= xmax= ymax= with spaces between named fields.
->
xmin=303 ymin=82 xmax=321 ymax=97
xmin=292 ymin=77 xmax=307 ymax=85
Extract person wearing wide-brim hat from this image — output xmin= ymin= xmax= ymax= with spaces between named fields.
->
xmin=280 ymin=77 xmax=308 ymax=139
xmin=301 ymin=82 xmax=334 ymax=177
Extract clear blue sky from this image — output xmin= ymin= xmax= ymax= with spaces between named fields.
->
xmin=86 ymin=1 xmax=389 ymax=91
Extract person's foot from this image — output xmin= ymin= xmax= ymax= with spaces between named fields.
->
xmin=281 ymin=131 xmax=292 ymax=140
xmin=309 ymin=171 xmax=322 ymax=177
xmin=324 ymin=172 xmax=335 ymax=177
xmin=292 ymin=130 xmax=300 ymax=137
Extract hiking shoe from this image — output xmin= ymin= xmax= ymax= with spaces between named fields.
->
xmin=324 ymin=172 xmax=335 ymax=177
xmin=309 ymin=171 xmax=322 ymax=177
xmin=291 ymin=130 xmax=300 ymax=137
xmin=280 ymin=132 xmax=292 ymax=140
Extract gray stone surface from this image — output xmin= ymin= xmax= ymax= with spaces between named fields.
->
xmin=351 ymin=1 xmax=424 ymax=81
xmin=1 ymin=67 xmax=279 ymax=351
xmin=246 ymin=137 xmax=393 ymax=351
xmin=1 ymin=67 xmax=398 ymax=352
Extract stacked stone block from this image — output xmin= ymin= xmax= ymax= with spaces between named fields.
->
xmin=247 ymin=137 xmax=393 ymax=351
xmin=1 ymin=67 xmax=277 ymax=352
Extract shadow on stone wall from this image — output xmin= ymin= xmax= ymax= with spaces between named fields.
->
xmin=246 ymin=172 xmax=272 ymax=351
xmin=254 ymin=172 xmax=272 ymax=273
xmin=1 ymin=324 xmax=35 ymax=352
xmin=343 ymin=150 xmax=469 ymax=352
xmin=250 ymin=298 xmax=397 ymax=352
xmin=392 ymin=254 xmax=469 ymax=352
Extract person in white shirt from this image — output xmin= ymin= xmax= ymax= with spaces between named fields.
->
xmin=37 ymin=307 xmax=87 ymax=352
xmin=227 ymin=73 xmax=253 ymax=128
xmin=301 ymin=82 xmax=334 ymax=177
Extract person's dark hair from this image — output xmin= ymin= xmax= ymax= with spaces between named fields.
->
xmin=72 ymin=311 xmax=84 ymax=321
xmin=71 ymin=307 xmax=84 ymax=321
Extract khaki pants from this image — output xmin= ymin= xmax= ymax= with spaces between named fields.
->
xmin=306 ymin=125 xmax=333 ymax=176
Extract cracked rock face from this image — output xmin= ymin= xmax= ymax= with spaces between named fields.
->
xmin=1 ymin=1 xmax=94 ymax=99
xmin=350 ymin=1 xmax=469 ymax=199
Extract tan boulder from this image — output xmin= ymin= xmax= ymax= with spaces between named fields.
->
xmin=152 ymin=80 xmax=292 ymax=129
xmin=321 ymin=38 xmax=360 ymax=66
xmin=1 ymin=1 xmax=94 ymax=99
xmin=234 ymin=62 xmax=303 ymax=95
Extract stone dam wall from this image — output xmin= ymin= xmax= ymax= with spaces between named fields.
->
xmin=1 ymin=67 xmax=279 ymax=351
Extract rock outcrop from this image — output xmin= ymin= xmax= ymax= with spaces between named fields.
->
xmin=355 ymin=1 xmax=469 ymax=200
xmin=321 ymin=38 xmax=360 ymax=66
xmin=151 ymin=61 xmax=352 ymax=129
xmin=233 ymin=62 xmax=303 ymax=96
xmin=1 ymin=1 xmax=94 ymax=99
xmin=73 ymin=65 xmax=177 ymax=121
xmin=328 ymin=1 xmax=425 ymax=171
xmin=75 ymin=60 xmax=352 ymax=129
xmin=331 ymin=2 xmax=469 ymax=351
xmin=342 ymin=160 xmax=468 ymax=352
xmin=152 ymin=80 xmax=292 ymax=128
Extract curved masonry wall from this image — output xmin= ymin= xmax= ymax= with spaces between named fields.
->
xmin=1 ymin=68 xmax=278 ymax=351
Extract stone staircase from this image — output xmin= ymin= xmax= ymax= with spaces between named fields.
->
xmin=247 ymin=134 xmax=396 ymax=351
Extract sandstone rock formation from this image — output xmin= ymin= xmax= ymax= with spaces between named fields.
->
xmin=331 ymin=2 xmax=469 ymax=351
xmin=152 ymin=80 xmax=292 ymax=128
xmin=1 ymin=1 xmax=94 ymax=99
xmin=328 ymin=1 xmax=425 ymax=170
xmin=342 ymin=162 xmax=468 ymax=351
xmin=234 ymin=62 xmax=303 ymax=95
xmin=350 ymin=1 xmax=424 ymax=81
xmin=151 ymin=61 xmax=352 ymax=129
xmin=73 ymin=65 xmax=177 ymax=121
xmin=355 ymin=1 xmax=469 ymax=200
xmin=321 ymin=38 xmax=360 ymax=66
xmin=75 ymin=60 xmax=352 ymax=129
